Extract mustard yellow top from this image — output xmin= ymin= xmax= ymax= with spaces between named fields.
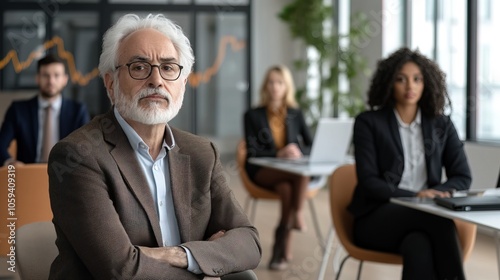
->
xmin=267 ymin=106 xmax=287 ymax=150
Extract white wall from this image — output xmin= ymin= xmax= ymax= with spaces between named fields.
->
xmin=251 ymin=0 xmax=300 ymax=106
xmin=350 ymin=0 xmax=384 ymax=101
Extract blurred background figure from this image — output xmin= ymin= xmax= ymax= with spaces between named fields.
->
xmin=244 ymin=65 xmax=312 ymax=270
xmin=349 ymin=47 xmax=471 ymax=280
xmin=0 ymin=54 xmax=90 ymax=166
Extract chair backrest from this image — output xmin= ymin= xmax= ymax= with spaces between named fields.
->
xmin=16 ymin=221 xmax=58 ymax=280
xmin=0 ymin=164 xmax=52 ymax=255
xmin=454 ymin=219 xmax=476 ymax=261
xmin=329 ymin=164 xmax=476 ymax=263
xmin=236 ymin=140 xmax=281 ymax=199
xmin=329 ymin=164 xmax=402 ymax=263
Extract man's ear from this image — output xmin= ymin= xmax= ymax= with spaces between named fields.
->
xmin=104 ymin=73 xmax=115 ymax=101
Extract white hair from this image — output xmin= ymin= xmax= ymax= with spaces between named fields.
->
xmin=98 ymin=14 xmax=194 ymax=80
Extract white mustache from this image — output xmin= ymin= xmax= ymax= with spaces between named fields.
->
xmin=137 ymin=88 xmax=172 ymax=103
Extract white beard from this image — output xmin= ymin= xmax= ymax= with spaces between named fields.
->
xmin=113 ymin=81 xmax=183 ymax=125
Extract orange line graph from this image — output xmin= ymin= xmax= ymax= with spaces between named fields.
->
xmin=0 ymin=35 xmax=246 ymax=88
xmin=188 ymin=36 xmax=245 ymax=87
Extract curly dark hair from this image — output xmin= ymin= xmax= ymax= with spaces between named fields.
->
xmin=367 ymin=47 xmax=451 ymax=117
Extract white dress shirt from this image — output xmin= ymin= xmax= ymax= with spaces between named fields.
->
xmin=394 ymin=108 xmax=428 ymax=192
xmin=114 ymin=108 xmax=202 ymax=274
xmin=37 ymin=95 xmax=62 ymax=163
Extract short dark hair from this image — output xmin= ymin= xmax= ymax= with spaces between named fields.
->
xmin=37 ymin=54 xmax=66 ymax=73
xmin=367 ymin=47 xmax=451 ymax=117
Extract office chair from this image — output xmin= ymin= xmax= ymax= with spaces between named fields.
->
xmin=16 ymin=223 xmax=259 ymax=280
xmin=0 ymin=163 xmax=52 ymax=255
xmin=329 ymin=164 xmax=477 ymax=280
xmin=16 ymin=221 xmax=58 ymax=280
xmin=236 ymin=140 xmax=327 ymax=247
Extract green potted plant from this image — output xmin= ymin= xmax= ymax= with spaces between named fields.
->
xmin=279 ymin=0 xmax=371 ymax=127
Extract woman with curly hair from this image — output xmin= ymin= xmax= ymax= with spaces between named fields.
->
xmin=244 ymin=65 xmax=312 ymax=270
xmin=348 ymin=48 xmax=471 ymax=280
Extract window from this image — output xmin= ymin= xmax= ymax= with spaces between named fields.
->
xmin=477 ymin=0 xmax=500 ymax=141
xmin=0 ymin=1 xmax=251 ymax=139
xmin=405 ymin=0 xmax=500 ymax=142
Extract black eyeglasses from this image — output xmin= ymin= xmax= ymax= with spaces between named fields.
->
xmin=115 ymin=61 xmax=184 ymax=81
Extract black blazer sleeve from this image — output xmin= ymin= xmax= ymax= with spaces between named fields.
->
xmin=0 ymin=104 xmax=17 ymax=164
xmin=424 ymin=114 xmax=471 ymax=192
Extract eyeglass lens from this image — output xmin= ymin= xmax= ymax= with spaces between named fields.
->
xmin=128 ymin=62 xmax=181 ymax=80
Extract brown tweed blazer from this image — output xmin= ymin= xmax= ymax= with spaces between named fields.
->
xmin=48 ymin=110 xmax=261 ymax=279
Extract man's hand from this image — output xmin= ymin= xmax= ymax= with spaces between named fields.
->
xmin=139 ymin=246 xmax=188 ymax=268
xmin=208 ymin=230 xmax=225 ymax=241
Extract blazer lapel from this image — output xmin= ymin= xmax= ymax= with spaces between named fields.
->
xmin=257 ymin=107 xmax=275 ymax=148
xmin=421 ymin=114 xmax=434 ymax=173
xmin=167 ymin=141 xmax=192 ymax=243
xmin=285 ymin=108 xmax=296 ymax=144
xmin=387 ymin=109 xmax=404 ymax=155
xmin=28 ymin=97 xmax=39 ymax=145
xmin=59 ymin=99 xmax=69 ymax=138
xmin=103 ymin=111 xmax=164 ymax=246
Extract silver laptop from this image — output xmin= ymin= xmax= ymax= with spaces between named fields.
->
xmin=267 ymin=118 xmax=354 ymax=165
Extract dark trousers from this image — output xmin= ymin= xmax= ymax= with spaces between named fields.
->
xmin=353 ymin=203 xmax=466 ymax=280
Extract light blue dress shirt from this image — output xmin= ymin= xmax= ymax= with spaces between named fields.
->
xmin=114 ymin=108 xmax=202 ymax=274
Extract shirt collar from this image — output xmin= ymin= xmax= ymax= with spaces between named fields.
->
xmin=38 ymin=94 xmax=62 ymax=110
xmin=113 ymin=107 xmax=176 ymax=152
xmin=394 ymin=108 xmax=421 ymax=128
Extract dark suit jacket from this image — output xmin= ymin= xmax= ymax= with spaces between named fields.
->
xmin=0 ymin=96 xmax=90 ymax=164
xmin=243 ymin=106 xmax=313 ymax=179
xmin=348 ymin=108 xmax=472 ymax=219
xmin=48 ymin=110 xmax=261 ymax=280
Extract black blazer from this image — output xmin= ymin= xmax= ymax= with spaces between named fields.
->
xmin=243 ymin=106 xmax=312 ymax=179
xmin=348 ymin=108 xmax=471 ymax=218
xmin=0 ymin=96 xmax=90 ymax=164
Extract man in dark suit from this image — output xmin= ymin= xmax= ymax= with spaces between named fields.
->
xmin=48 ymin=14 xmax=261 ymax=280
xmin=0 ymin=54 xmax=90 ymax=166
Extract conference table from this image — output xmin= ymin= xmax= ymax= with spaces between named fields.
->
xmin=247 ymin=157 xmax=350 ymax=280
xmin=391 ymin=197 xmax=500 ymax=277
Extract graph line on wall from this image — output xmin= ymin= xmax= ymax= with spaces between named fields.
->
xmin=188 ymin=35 xmax=245 ymax=87
xmin=0 ymin=36 xmax=100 ymax=86
xmin=0 ymin=35 xmax=246 ymax=88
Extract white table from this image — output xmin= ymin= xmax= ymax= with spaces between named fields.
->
xmin=248 ymin=157 xmax=348 ymax=176
xmin=391 ymin=197 xmax=500 ymax=277
xmin=247 ymin=157 xmax=348 ymax=280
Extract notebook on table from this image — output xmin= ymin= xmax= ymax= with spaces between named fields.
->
xmin=266 ymin=118 xmax=354 ymax=165
xmin=434 ymin=196 xmax=500 ymax=211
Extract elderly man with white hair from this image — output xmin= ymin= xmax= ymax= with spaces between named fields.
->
xmin=48 ymin=14 xmax=261 ymax=280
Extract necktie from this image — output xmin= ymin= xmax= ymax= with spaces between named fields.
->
xmin=40 ymin=104 xmax=54 ymax=162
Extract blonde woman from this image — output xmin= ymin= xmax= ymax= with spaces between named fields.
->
xmin=244 ymin=65 xmax=312 ymax=270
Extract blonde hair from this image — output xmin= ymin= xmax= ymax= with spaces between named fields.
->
xmin=258 ymin=65 xmax=298 ymax=108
